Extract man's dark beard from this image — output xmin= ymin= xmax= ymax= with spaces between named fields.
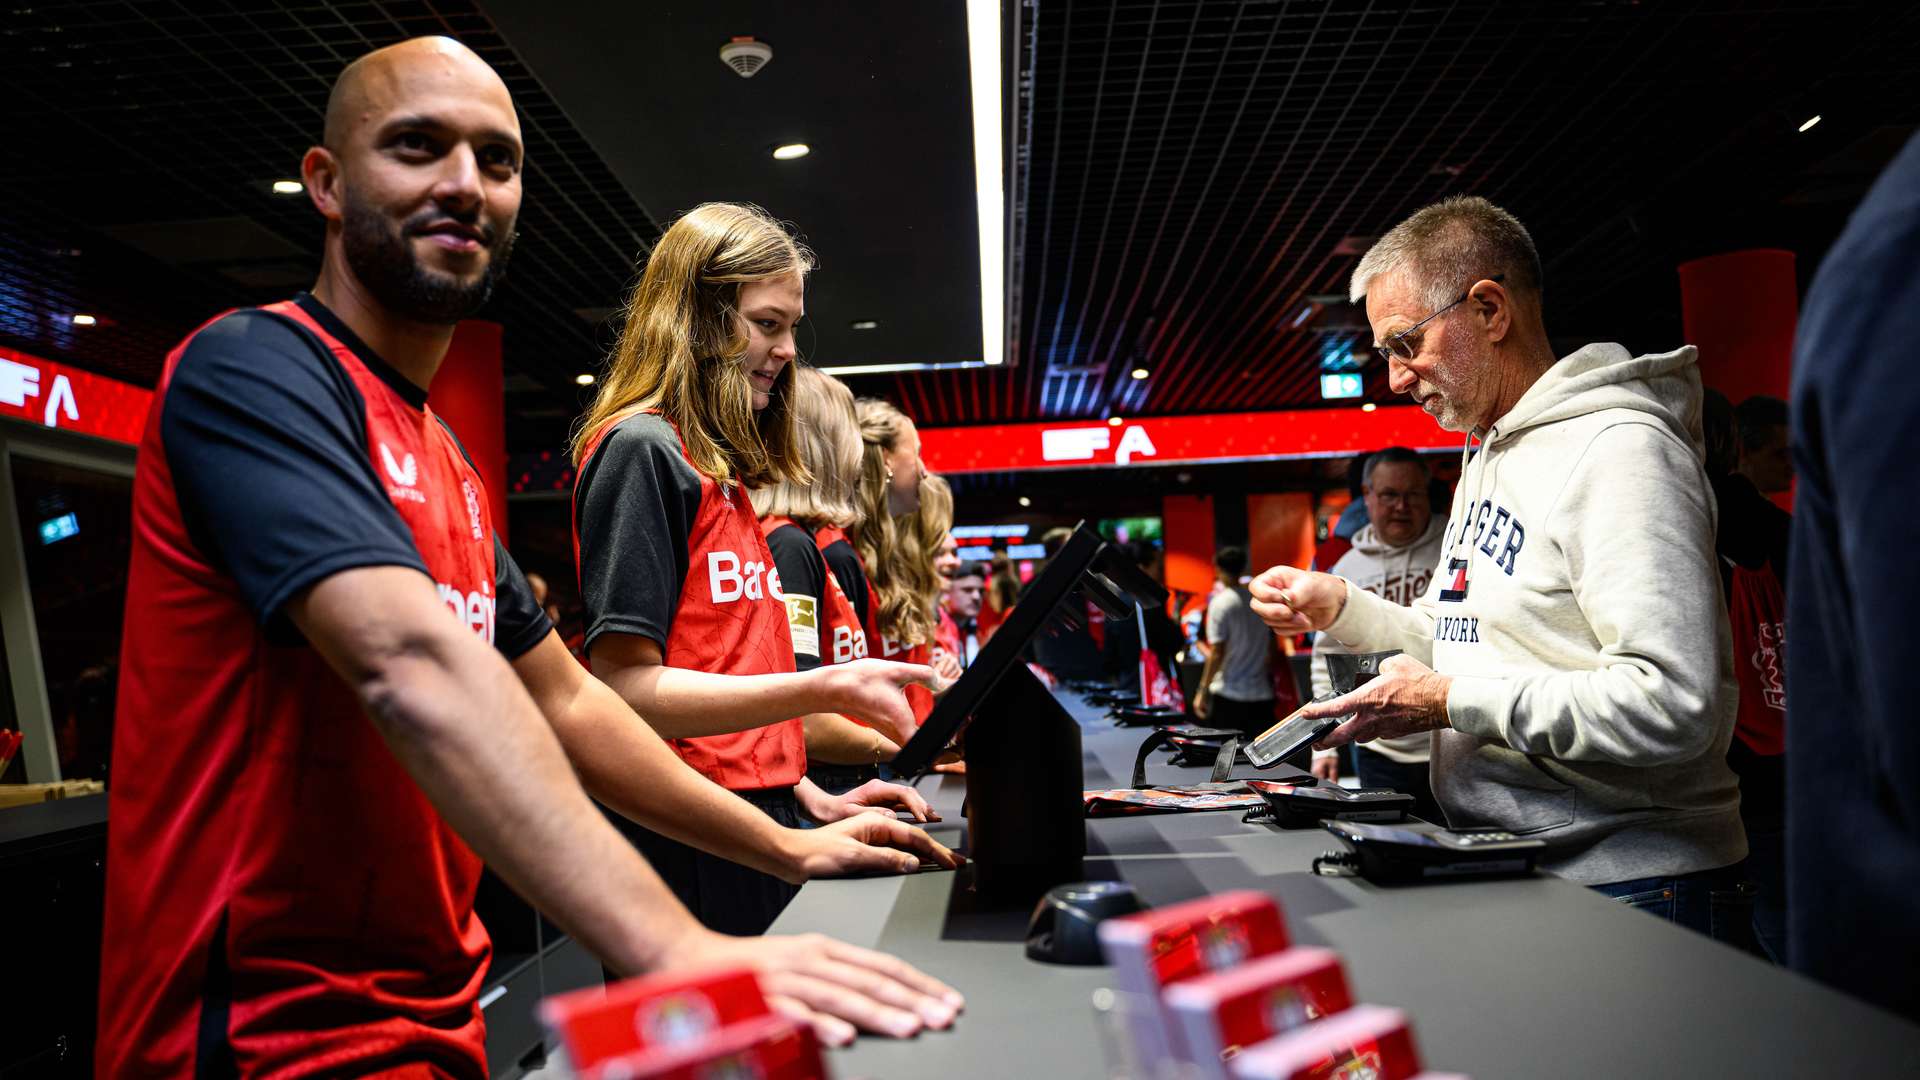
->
xmin=341 ymin=191 xmax=516 ymax=325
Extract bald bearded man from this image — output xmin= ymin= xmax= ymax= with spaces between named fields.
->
xmin=98 ymin=38 xmax=958 ymax=1077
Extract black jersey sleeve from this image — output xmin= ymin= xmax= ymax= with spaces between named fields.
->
xmin=821 ymin=539 xmax=871 ymax=630
xmin=574 ymin=414 xmax=702 ymax=653
xmin=494 ymin=537 xmax=555 ymax=660
xmin=160 ymin=309 xmax=428 ymax=638
xmin=765 ymin=523 xmax=826 ymax=671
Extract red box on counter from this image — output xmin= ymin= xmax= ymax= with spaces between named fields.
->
xmin=1096 ymin=890 xmax=1292 ymax=1077
xmin=1227 ymin=1004 xmax=1423 ymax=1080
xmin=1098 ymin=890 xmax=1292 ymax=993
xmin=539 ymin=966 xmax=771 ymax=1069
xmin=577 ymin=1013 xmax=828 ymax=1080
xmin=1163 ymin=946 xmax=1354 ymax=1078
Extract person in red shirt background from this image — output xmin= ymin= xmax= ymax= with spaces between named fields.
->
xmin=572 ymin=203 xmax=947 ymax=937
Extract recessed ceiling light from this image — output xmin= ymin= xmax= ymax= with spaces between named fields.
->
xmin=1018 ymin=496 xmax=1031 ymax=507
xmin=1130 ymin=367 xmax=1149 ymax=380
xmin=1798 ymin=114 xmax=1822 ymax=133
xmin=1361 ymin=402 xmax=1378 ymax=413
xmin=1107 ymin=416 xmax=1123 ymax=427
xmin=849 ymin=319 xmax=879 ymax=330
xmin=575 ymin=373 xmax=596 ymax=386
xmin=772 ymin=143 xmax=810 ymax=160
xmin=71 ymin=314 xmax=97 ymax=326
xmin=271 ymin=179 xmax=304 ymax=195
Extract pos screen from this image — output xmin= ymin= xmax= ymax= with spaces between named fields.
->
xmin=891 ymin=523 xmax=1166 ymax=776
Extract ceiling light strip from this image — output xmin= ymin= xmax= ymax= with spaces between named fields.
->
xmin=813 ymin=360 xmax=992 ymax=376
xmin=967 ymin=0 xmax=1005 ymax=367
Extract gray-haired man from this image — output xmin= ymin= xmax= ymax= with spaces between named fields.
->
xmin=1251 ymin=196 xmax=1746 ymax=944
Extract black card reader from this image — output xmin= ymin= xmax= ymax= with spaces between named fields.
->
xmin=1316 ymin=819 xmax=1547 ymax=884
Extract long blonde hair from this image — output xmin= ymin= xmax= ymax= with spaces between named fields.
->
xmin=900 ymin=473 xmax=953 ymax=621
xmin=852 ymin=398 xmax=932 ymax=646
xmin=750 ymin=367 xmax=861 ymax=528
xmin=571 ymin=202 xmax=814 ymax=488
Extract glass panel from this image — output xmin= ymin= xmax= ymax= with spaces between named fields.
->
xmin=8 ymin=454 xmax=131 ymax=787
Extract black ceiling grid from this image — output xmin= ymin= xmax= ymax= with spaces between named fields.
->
xmin=884 ymin=0 xmax=1920 ymax=428
xmin=0 ymin=0 xmax=663 ymax=451
xmin=3 ymin=0 xmax=1918 ymax=448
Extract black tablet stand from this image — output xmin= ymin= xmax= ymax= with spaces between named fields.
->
xmin=894 ymin=522 xmax=1167 ymax=904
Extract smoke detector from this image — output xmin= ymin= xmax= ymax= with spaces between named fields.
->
xmin=719 ymin=37 xmax=773 ymax=78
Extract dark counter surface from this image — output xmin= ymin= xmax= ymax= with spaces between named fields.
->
xmin=773 ymin=689 xmax=1920 ymax=1079
xmin=0 ymin=790 xmax=108 ymax=854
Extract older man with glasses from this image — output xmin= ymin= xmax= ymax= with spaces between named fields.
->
xmin=1251 ymin=196 xmax=1749 ymax=947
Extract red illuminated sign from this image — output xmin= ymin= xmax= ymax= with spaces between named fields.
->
xmin=0 ymin=347 xmax=153 ymax=445
xmin=918 ymin=405 xmax=1455 ymax=474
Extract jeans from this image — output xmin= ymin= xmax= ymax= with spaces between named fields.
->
xmin=1350 ymin=746 xmax=1445 ymax=825
xmin=1593 ymin=861 xmax=1759 ymax=952
xmin=1727 ymin=741 xmax=1789 ymax=964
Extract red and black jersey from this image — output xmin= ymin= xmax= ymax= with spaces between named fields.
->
xmin=811 ymin=524 xmax=870 ymax=632
xmin=853 ymin=547 xmax=935 ymax=726
xmin=573 ymin=413 xmax=805 ymax=790
xmin=100 ymin=295 xmax=550 ymax=1077
xmin=763 ymin=516 xmax=869 ymax=670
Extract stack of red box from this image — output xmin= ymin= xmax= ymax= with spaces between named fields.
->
xmin=539 ymin=967 xmax=830 ymax=1080
xmin=1096 ymin=890 xmax=1464 ymax=1080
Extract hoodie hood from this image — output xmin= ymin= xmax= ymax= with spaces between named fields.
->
xmin=1446 ymin=343 xmax=1707 ymax=578
xmin=1493 ymin=343 xmax=1704 ymax=457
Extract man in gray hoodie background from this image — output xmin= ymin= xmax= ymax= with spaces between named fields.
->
xmin=1308 ymin=447 xmax=1447 ymax=824
xmin=1251 ymin=196 xmax=1748 ymax=944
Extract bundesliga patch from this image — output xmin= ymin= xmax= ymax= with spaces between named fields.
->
xmin=783 ymin=593 xmax=819 ymax=657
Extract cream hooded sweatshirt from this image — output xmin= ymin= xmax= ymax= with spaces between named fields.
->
xmin=1321 ymin=343 xmax=1744 ymax=885
xmin=1313 ymin=516 xmax=1448 ymax=764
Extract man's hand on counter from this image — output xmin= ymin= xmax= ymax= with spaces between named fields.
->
xmin=797 ymin=776 xmax=940 ymax=824
xmin=662 ymin=928 xmax=964 ymax=1046
xmin=1296 ymin=653 xmax=1452 ymax=750
xmin=1249 ymin=565 xmax=1349 ymax=633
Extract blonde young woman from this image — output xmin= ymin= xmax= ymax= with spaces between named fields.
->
xmin=851 ymin=398 xmax=939 ymax=728
xmin=907 ymin=474 xmax=965 ymax=684
xmin=571 ymin=204 xmax=953 ymax=935
xmin=751 ymin=367 xmax=910 ymax=771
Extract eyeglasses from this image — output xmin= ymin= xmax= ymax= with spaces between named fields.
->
xmin=1373 ymin=273 xmax=1505 ymax=364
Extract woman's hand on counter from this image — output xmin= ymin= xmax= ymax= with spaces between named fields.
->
xmin=796 ymin=776 xmax=939 ymax=824
xmin=814 ymin=658 xmax=933 ymax=744
xmin=778 ymin=812 xmax=964 ymax=882
xmin=662 ymin=929 xmax=965 ymax=1046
